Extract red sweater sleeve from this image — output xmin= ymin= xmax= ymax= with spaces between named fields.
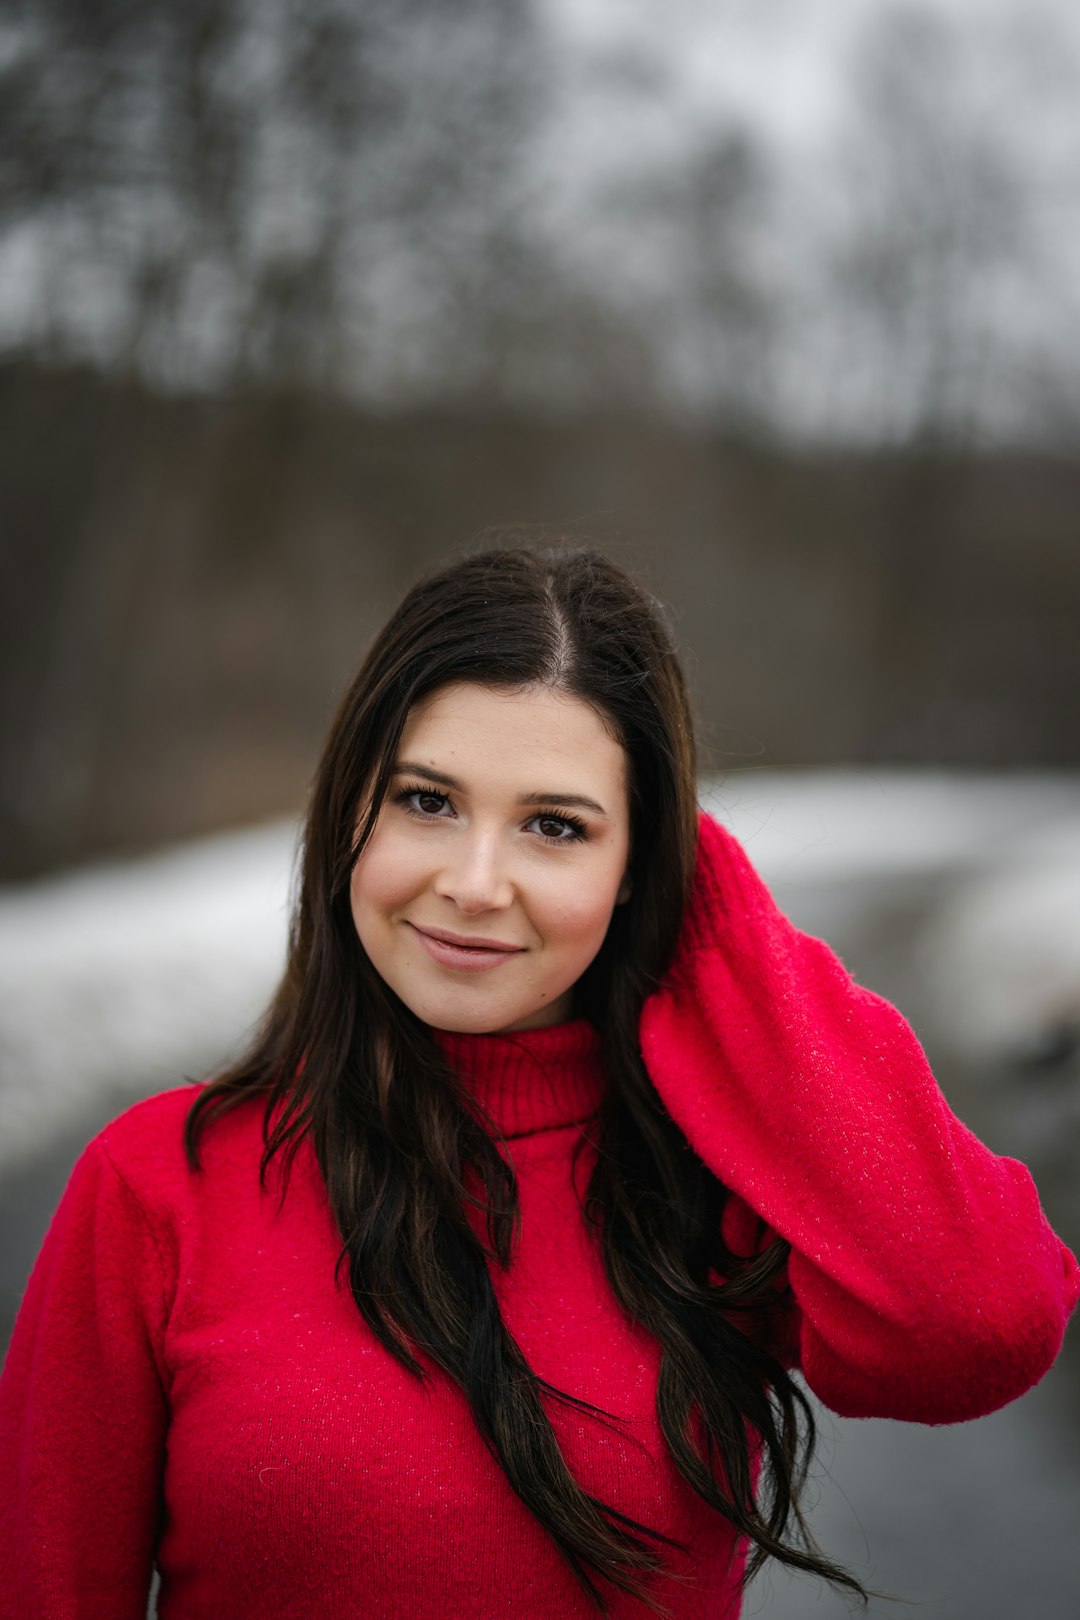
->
xmin=0 ymin=1135 xmax=170 ymax=1617
xmin=639 ymin=810 xmax=1080 ymax=1424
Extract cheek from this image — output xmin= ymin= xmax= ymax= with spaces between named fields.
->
xmin=538 ymin=873 xmax=622 ymax=951
xmin=350 ymin=826 xmax=422 ymax=923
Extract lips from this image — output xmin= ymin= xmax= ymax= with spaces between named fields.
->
xmin=408 ymin=923 xmax=526 ymax=973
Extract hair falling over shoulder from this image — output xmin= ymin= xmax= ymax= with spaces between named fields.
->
xmin=185 ymin=535 xmax=868 ymax=1613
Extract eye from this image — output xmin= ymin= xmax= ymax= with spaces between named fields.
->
xmin=397 ymin=785 xmax=453 ymax=818
xmin=527 ymin=811 xmax=587 ymax=843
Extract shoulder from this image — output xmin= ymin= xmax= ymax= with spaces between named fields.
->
xmin=92 ymin=1083 xmax=204 ymax=1180
xmin=86 ymin=1082 xmax=268 ymax=1216
xmin=97 ymin=1081 xmax=204 ymax=1145
xmin=22 ymin=1085 xmax=277 ymax=1336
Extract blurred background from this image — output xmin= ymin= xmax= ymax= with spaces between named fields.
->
xmin=1 ymin=0 xmax=1078 ymax=1613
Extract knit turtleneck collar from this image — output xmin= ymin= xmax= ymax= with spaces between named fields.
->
xmin=433 ymin=1019 xmax=607 ymax=1139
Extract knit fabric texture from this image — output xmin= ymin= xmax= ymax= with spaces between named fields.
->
xmin=1 ymin=810 xmax=1077 ymax=1619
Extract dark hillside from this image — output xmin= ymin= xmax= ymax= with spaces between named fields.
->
xmin=3 ymin=361 xmax=1078 ymax=877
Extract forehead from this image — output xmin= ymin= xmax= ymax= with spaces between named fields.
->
xmin=400 ymin=683 xmax=627 ymax=798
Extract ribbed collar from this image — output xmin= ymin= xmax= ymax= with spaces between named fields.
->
xmin=433 ymin=1019 xmax=607 ymax=1138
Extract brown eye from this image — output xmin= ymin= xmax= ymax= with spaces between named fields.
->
xmin=528 ymin=812 xmax=586 ymax=842
xmin=398 ymin=787 xmax=452 ymax=818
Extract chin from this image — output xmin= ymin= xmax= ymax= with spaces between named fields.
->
xmin=407 ymin=994 xmax=572 ymax=1036
xmin=393 ymin=991 xmax=514 ymax=1036
xmin=430 ymin=1010 xmax=512 ymax=1035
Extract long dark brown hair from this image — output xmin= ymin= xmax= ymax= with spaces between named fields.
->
xmin=186 ymin=540 xmax=865 ymax=1613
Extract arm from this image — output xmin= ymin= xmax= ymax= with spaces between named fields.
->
xmin=0 ymin=1135 xmax=169 ymax=1616
xmin=639 ymin=810 xmax=1080 ymax=1424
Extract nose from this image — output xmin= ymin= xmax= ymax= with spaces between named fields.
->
xmin=432 ymin=829 xmax=515 ymax=914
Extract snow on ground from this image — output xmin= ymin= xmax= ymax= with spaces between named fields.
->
xmin=701 ymin=767 xmax=1080 ymax=882
xmin=0 ymin=820 xmax=297 ymax=1170
xmin=918 ymin=817 xmax=1080 ymax=1064
xmin=1 ymin=772 xmax=1079 ymax=1172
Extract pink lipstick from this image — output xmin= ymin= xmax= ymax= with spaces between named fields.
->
xmin=408 ymin=923 xmax=526 ymax=973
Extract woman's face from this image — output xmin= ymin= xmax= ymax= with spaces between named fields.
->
xmin=349 ymin=681 xmax=632 ymax=1034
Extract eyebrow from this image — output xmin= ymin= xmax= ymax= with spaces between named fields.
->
xmin=392 ymin=760 xmax=609 ymax=817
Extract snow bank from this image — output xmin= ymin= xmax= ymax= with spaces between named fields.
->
xmin=2 ymin=773 xmax=1078 ymax=1169
xmin=0 ymin=820 xmax=296 ymax=1169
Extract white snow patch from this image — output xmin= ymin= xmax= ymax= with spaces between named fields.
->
xmin=918 ymin=819 xmax=1080 ymax=1062
xmin=2 ymin=772 xmax=1079 ymax=1167
xmin=703 ymin=769 xmax=1080 ymax=884
xmin=0 ymin=820 xmax=297 ymax=1169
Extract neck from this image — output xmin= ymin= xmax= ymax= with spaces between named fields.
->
xmin=432 ymin=1020 xmax=607 ymax=1138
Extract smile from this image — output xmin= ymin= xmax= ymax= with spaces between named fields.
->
xmin=407 ymin=923 xmax=527 ymax=973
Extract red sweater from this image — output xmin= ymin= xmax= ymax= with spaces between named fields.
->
xmin=1 ymin=812 xmax=1077 ymax=1619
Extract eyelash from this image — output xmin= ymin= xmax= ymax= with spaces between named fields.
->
xmin=394 ymin=784 xmax=588 ymax=843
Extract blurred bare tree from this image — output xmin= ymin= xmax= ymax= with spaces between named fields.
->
xmin=812 ymin=4 xmax=1080 ymax=755
xmin=1 ymin=0 xmax=1079 ymax=879
xmin=829 ymin=6 xmax=1037 ymax=447
xmin=3 ymin=0 xmax=1079 ymax=432
xmin=0 ymin=0 xmax=568 ymax=398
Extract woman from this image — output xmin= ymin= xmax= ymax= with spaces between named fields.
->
xmin=1 ymin=543 xmax=1076 ymax=1619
